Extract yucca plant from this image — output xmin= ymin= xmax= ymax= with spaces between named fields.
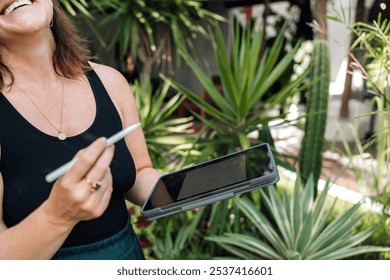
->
xmin=206 ymin=175 xmax=390 ymax=259
xmin=132 ymin=79 xmax=195 ymax=171
xmin=161 ymin=22 xmax=308 ymax=255
xmin=165 ymin=22 xmax=308 ymax=155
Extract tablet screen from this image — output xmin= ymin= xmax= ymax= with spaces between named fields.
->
xmin=143 ymin=144 xmax=273 ymax=211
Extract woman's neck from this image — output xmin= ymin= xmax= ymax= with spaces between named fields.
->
xmin=1 ymin=33 xmax=59 ymax=86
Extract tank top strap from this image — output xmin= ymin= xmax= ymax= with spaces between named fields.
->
xmin=85 ymin=69 xmax=123 ymax=130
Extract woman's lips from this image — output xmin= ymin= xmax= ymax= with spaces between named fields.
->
xmin=2 ymin=0 xmax=33 ymax=16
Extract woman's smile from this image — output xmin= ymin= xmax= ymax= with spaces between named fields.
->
xmin=1 ymin=0 xmax=33 ymax=16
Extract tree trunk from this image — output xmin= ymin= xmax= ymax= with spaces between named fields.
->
xmin=340 ymin=0 xmax=366 ymax=118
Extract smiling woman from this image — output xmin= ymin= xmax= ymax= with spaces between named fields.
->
xmin=0 ymin=0 xmax=162 ymax=260
xmin=0 ymin=0 xmax=91 ymax=89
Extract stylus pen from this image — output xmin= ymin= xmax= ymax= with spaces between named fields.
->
xmin=45 ymin=123 xmax=141 ymax=183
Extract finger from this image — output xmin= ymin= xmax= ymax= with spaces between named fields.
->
xmin=86 ymin=167 xmax=111 ymax=193
xmin=83 ymin=184 xmax=113 ymax=220
xmin=91 ymin=171 xmax=113 ymax=202
xmin=64 ymin=138 xmax=108 ymax=183
xmin=85 ymin=178 xmax=103 ymax=192
xmin=84 ymin=145 xmax=115 ymax=187
xmin=82 ymin=171 xmax=113 ymax=219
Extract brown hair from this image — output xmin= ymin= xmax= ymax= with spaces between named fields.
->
xmin=0 ymin=0 xmax=92 ymax=90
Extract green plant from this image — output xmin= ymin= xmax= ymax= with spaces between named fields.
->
xmin=159 ymin=21 xmax=308 ymax=258
xmin=60 ymin=0 xmax=93 ymax=17
xmin=61 ymin=0 xmax=224 ymax=79
xmin=353 ymin=211 xmax=390 ymax=259
xmin=350 ymin=15 xmax=390 ymax=206
xmin=60 ymin=0 xmax=118 ymax=18
xmin=299 ymin=39 xmax=330 ymax=194
xmin=149 ymin=209 xmax=208 ymax=260
xmin=352 ymin=14 xmax=390 ymax=97
xmin=326 ymin=14 xmax=390 ymax=212
xmin=206 ymin=175 xmax=390 ymax=259
xmin=166 ymin=22 xmax=308 ymax=155
xmin=158 ymin=23 xmax=305 ymax=255
xmin=132 ymin=79 xmax=195 ymax=171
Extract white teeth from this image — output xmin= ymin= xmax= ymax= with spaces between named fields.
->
xmin=4 ymin=0 xmax=32 ymax=16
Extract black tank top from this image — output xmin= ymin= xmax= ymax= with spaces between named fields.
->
xmin=0 ymin=70 xmax=136 ymax=247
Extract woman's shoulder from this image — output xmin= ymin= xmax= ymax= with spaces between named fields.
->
xmin=87 ymin=62 xmax=135 ymax=120
xmin=88 ymin=61 xmax=132 ymax=99
xmin=88 ymin=61 xmax=128 ymax=87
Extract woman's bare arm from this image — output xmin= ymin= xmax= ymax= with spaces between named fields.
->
xmin=0 ymin=139 xmax=115 ymax=259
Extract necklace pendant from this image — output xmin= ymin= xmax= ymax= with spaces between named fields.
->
xmin=58 ymin=132 xmax=67 ymax=141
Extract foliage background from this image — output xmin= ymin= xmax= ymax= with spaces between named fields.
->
xmin=59 ymin=0 xmax=390 ymax=259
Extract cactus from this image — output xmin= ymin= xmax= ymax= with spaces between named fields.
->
xmin=299 ymin=40 xmax=330 ymax=196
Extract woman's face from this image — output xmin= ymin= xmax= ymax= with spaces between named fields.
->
xmin=0 ymin=0 xmax=54 ymax=44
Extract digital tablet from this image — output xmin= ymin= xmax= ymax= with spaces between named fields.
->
xmin=141 ymin=143 xmax=279 ymax=220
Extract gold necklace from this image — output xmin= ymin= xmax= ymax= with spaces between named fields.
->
xmin=17 ymin=79 xmax=67 ymax=140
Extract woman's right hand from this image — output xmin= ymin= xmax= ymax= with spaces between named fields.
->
xmin=44 ymin=137 xmax=115 ymax=228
